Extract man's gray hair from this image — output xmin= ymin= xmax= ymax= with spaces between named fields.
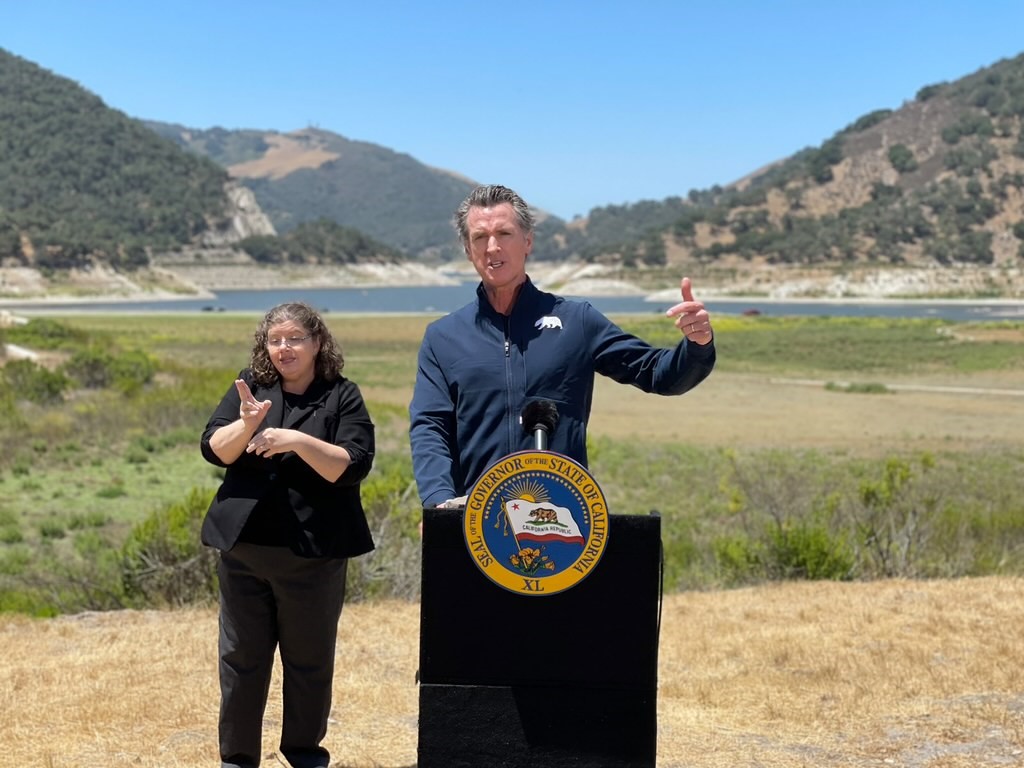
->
xmin=454 ymin=185 xmax=535 ymax=246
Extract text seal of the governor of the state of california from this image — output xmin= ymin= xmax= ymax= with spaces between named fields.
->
xmin=463 ymin=450 xmax=610 ymax=596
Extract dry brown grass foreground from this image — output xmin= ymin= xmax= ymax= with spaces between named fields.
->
xmin=2 ymin=578 xmax=1023 ymax=768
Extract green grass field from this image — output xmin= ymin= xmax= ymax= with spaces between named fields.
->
xmin=1 ymin=312 xmax=1022 ymax=614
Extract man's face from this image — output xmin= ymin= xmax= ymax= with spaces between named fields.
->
xmin=464 ymin=202 xmax=532 ymax=291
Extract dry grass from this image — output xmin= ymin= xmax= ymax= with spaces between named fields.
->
xmin=2 ymin=578 xmax=1023 ymax=767
xmin=588 ymin=369 xmax=1024 ymax=455
xmin=227 ymin=133 xmax=340 ymax=180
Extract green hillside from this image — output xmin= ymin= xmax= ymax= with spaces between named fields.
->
xmin=0 ymin=48 xmax=230 ymax=270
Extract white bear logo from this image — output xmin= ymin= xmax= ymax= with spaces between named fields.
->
xmin=535 ymin=316 xmax=563 ymax=330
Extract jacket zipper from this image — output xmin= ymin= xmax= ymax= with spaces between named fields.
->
xmin=504 ymin=316 xmax=514 ymax=456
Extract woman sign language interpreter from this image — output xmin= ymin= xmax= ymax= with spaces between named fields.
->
xmin=200 ymin=301 xmax=375 ymax=768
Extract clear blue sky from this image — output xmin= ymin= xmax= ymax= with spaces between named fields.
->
xmin=4 ymin=1 xmax=1024 ymax=220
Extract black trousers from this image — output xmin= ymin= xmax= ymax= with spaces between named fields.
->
xmin=217 ymin=542 xmax=348 ymax=768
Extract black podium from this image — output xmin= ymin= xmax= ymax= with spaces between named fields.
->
xmin=418 ymin=508 xmax=662 ymax=767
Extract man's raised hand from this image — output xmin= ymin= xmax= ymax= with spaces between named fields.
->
xmin=666 ymin=277 xmax=713 ymax=345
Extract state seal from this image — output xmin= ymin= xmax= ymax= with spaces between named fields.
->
xmin=462 ymin=450 xmax=610 ymax=595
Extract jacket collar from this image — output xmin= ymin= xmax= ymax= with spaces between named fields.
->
xmin=475 ymin=276 xmax=541 ymax=323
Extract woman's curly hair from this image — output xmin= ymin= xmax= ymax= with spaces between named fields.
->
xmin=249 ymin=302 xmax=345 ymax=386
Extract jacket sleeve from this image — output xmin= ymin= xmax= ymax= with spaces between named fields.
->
xmin=586 ymin=304 xmax=716 ymax=395
xmin=199 ymin=370 xmax=248 ymax=468
xmin=409 ymin=329 xmax=459 ymax=508
xmin=332 ymin=379 xmax=375 ymax=486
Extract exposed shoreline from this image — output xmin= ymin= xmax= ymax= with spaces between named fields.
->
xmin=1 ymin=261 xmax=1023 ymax=309
xmin=3 ymin=287 xmax=1023 ymax=309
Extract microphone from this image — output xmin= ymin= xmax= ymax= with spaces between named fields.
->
xmin=521 ymin=399 xmax=560 ymax=451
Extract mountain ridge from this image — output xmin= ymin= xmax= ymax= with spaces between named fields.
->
xmin=3 ymin=46 xmax=1024 ymax=299
xmin=145 ymin=122 xmax=487 ymax=259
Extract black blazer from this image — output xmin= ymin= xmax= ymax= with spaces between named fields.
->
xmin=200 ymin=369 xmax=375 ymax=559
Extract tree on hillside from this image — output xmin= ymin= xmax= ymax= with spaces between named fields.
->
xmin=888 ymin=144 xmax=918 ymax=173
xmin=235 ymin=219 xmax=401 ymax=265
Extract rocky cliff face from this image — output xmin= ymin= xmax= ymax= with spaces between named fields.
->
xmin=200 ymin=183 xmax=277 ymax=246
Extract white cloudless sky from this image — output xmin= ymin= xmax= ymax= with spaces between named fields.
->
xmin=4 ymin=0 xmax=1024 ymax=220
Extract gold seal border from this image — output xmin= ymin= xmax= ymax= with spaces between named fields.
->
xmin=463 ymin=450 xmax=610 ymax=596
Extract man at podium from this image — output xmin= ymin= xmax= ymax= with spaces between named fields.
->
xmin=409 ymin=184 xmax=716 ymax=509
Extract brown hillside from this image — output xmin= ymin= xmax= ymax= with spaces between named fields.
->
xmin=617 ymin=53 xmax=1024 ymax=282
xmin=228 ymin=131 xmax=340 ymax=180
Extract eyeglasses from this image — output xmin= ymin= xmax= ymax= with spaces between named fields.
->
xmin=266 ymin=334 xmax=313 ymax=348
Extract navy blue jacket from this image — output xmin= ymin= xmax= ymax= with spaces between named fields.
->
xmin=409 ymin=278 xmax=716 ymax=507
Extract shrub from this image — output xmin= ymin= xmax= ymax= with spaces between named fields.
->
xmin=847 ymin=455 xmax=943 ymax=578
xmin=870 ymin=183 xmax=902 ymax=204
xmin=944 ymin=141 xmax=998 ymax=176
xmin=0 ymin=388 xmax=19 ymax=427
xmin=68 ymin=511 xmax=109 ymax=529
xmin=0 ymin=546 xmax=31 ymax=576
xmin=120 ymin=486 xmax=218 ymax=607
xmin=5 ymin=318 xmax=87 ymax=350
xmin=807 ymin=137 xmax=844 ymax=183
xmin=1 ymin=359 xmax=69 ymax=404
xmin=766 ymin=518 xmax=855 ymax=580
xmin=236 ymin=234 xmax=285 ymax=263
xmin=62 ymin=348 xmax=116 ymax=388
xmin=713 ymin=534 xmax=764 ymax=585
xmin=39 ymin=521 xmax=66 ymax=539
xmin=941 ymin=113 xmax=995 ymax=145
xmin=62 ymin=347 xmax=155 ymax=392
xmin=124 ymin=446 xmax=151 ymax=464
xmin=711 ymin=516 xmax=854 ymax=584
xmin=344 ymin=454 xmax=422 ymax=601
xmin=0 ymin=527 xmax=23 ymax=544
xmin=825 ymin=381 xmax=891 ymax=394
xmin=110 ymin=349 xmax=157 ymax=394
xmin=710 ymin=450 xmax=857 ymax=584
xmin=846 ymin=109 xmax=893 ymax=133
xmin=887 ymin=144 xmax=918 ymax=173
xmin=924 ymin=232 xmax=994 ymax=265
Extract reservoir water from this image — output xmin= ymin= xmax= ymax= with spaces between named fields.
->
xmin=3 ymin=284 xmax=1024 ymax=322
